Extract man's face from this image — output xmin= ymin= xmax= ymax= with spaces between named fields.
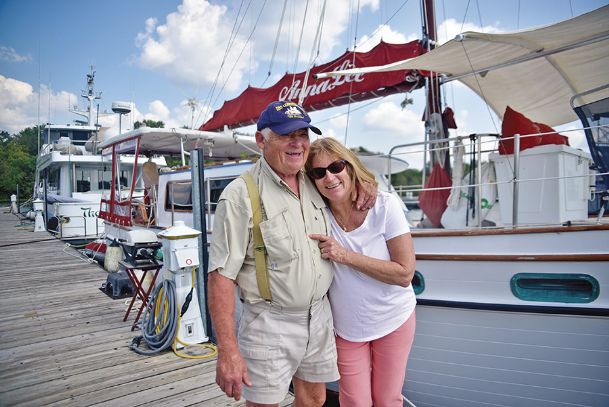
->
xmin=256 ymin=128 xmax=311 ymax=179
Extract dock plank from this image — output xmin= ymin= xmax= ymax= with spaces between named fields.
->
xmin=0 ymin=210 xmax=294 ymax=406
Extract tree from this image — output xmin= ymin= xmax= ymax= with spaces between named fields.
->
xmin=16 ymin=126 xmax=42 ymax=155
xmin=134 ymin=119 xmax=164 ymax=129
xmin=0 ymin=127 xmax=42 ymax=202
xmin=0 ymin=141 xmax=36 ymax=202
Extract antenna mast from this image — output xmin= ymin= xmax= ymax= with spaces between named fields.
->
xmin=71 ymin=65 xmax=102 ymax=126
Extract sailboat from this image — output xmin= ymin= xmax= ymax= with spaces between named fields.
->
xmin=314 ymin=4 xmax=609 ymax=406
xmin=201 ymin=2 xmax=609 ymax=406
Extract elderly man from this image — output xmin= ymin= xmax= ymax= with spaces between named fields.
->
xmin=208 ymin=101 xmax=373 ymax=407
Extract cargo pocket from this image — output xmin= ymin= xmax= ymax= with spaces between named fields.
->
xmin=239 ymin=344 xmax=278 ymax=388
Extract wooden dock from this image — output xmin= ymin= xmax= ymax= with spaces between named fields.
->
xmin=0 ymin=210 xmax=293 ymax=406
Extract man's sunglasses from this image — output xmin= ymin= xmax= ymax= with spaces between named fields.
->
xmin=308 ymin=160 xmax=347 ymax=180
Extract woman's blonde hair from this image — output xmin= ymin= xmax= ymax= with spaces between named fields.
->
xmin=306 ymin=137 xmax=378 ymax=198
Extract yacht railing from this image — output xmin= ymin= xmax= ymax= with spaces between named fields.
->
xmin=386 ymin=128 xmax=607 ymax=228
xmin=51 ymin=213 xmax=102 ymax=239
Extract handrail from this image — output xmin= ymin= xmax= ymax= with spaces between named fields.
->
xmin=389 ymin=126 xmax=606 ymax=228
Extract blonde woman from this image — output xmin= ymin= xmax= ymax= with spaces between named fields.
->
xmin=306 ymin=137 xmax=416 ymax=407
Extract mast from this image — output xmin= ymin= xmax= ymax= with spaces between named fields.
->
xmin=71 ymin=65 xmax=102 ymax=126
xmin=422 ymin=0 xmax=441 ymax=115
xmin=421 ymin=0 xmax=448 ymax=169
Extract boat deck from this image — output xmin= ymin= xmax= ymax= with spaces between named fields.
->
xmin=0 ymin=210 xmax=293 ymax=406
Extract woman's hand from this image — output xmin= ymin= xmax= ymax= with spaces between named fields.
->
xmin=309 ymin=234 xmax=348 ymax=263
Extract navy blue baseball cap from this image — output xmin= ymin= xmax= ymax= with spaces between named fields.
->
xmin=257 ymin=101 xmax=321 ymax=136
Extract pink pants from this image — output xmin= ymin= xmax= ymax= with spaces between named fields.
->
xmin=336 ymin=311 xmax=416 ymax=407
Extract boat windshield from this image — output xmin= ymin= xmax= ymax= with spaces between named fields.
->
xmin=574 ymin=95 xmax=609 ymax=187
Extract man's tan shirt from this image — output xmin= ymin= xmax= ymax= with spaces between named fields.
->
xmin=209 ymin=158 xmax=333 ymax=308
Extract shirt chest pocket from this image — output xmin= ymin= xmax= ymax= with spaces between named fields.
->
xmin=310 ymin=198 xmax=329 ymax=236
xmin=259 ymin=209 xmax=298 ymax=270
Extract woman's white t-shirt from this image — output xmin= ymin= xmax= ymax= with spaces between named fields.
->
xmin=328 ymin=191 xmax=416 ymax=342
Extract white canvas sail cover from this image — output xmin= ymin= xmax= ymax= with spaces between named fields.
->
xmin=316 ymin=5 xmax=609 ymax=127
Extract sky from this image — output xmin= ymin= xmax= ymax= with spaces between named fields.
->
xmin=1 ymin=0 xmax=607 ymax=169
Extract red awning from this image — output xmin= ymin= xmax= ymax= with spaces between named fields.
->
xmin=201 ymin=40 xmax=427 ymax=132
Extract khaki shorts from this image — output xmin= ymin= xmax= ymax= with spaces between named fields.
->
xmin=238 ymin=295 xmax=339 ymax=404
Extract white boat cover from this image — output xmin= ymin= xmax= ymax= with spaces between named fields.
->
xmin=98 ymin=127 xmax=260 ymax=158
xmin=316 ymin=5 xmax=609 ymax=127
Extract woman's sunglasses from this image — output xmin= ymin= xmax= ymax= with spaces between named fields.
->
xmin=308 ymin=160 xmax=347 ymax=180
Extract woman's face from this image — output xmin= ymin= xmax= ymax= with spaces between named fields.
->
xmin=310 ymin=152 xmax=352 ymax=203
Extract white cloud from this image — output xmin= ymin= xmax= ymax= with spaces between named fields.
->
xmin=329 ymin=114 xmax=348 ymax=130
xmin=0 ymin=75 xmax=77 ymax=134
xmin=0 ymin=74 xmax=196 ymax=136
xmin=436 ymin=18 xmax=503 ymax=44
xmin=556 ymin=125 xmax=589 ymax=153
xmin=0 ymin=45 xmax=31 ymax=63
xmin=356 ymin=25 xmax=418 ymax=52
xmin=136 ymin=0 xmax=250 ymax=91
xmin=147 ymin=100 xmax=171 ymax=120
xmin=363 ymin=101 xmax=424 ymax=138
xmin=133 ymin=0 xmax=385 ymax=93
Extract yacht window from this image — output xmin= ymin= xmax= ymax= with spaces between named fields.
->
xmin=48 ymin=130 xmax=60 ymax=144
xmin=72 ymin=130 xmax=90 ymax=143
xmin=75 ymin=167 xmax=92 ymax=192
xmin=207 ymin=177 xmax=237 ymax=213
xmin=165 ymin=181 xmax=192 ymax=211
xmin=164 ymin=177 xmax=237 ymax=213
xmin=47 ymin=167 xmax=60 ymax=191
xmin=98 ymin=166 xmax=111 ymax=190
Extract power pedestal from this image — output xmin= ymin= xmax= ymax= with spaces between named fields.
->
xmin=33 ymin=199 xmax=46 ymax=232
xmin=158 ymin=221 xmax=207 ymax=348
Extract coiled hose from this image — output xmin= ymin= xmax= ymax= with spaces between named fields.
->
xmin=129 ymin=270 xmax=217 ymax=359
xmin=130 ymin=279 xmax=178 ymax=355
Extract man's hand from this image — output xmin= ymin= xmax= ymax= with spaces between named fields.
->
xmin=355 ymin=181 xmax=377 ymax=210
xmin=208 ymin=272 xmax=250 ymax=401
xmin=216 ymin=350 xmax=252 ymax=401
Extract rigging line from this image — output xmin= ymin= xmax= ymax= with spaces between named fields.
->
xmin=261 ymin=0 xmax=288 ymax=87
xmin=197 ymin=0 xmax=250 ymax=127
xmin=316 ymin=0 xmax=326 ymax=60
xmin=441 ymin=0 xmax=456 ymax=110
xmin=460 ymin=0 xmax=472 ymax=34
xmin=475 ymin=0 xmax=483 ymax=30
xmin=460 ymin=41 xmax=499 ymax=134
xmin=516 ymin=0 xmax=521 ymax=30
xmin=356 ymin=0 xmax=411 ymax=52
xmin=298 ymin=0 xmax=327 ymax=105
xmin=209 ymin=0 xmax=268 ymax=113
xmin=345 ymin=0 xmax=361 ymax=145
xmin=291 ymin=0 xmax=310 ymax=88
xmin=203 ymin=0 xmax=246 ymax=102
xmin=315 ymin=94 xmax=389 ymax=125
xmin=286 ymin=0 xmax=295 ymax=73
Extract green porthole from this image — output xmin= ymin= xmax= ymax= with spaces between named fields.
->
xmin=412 ymin=270 xmax=424 ymax=295
xmin=510 ymin=273 xmax=600 ymax=303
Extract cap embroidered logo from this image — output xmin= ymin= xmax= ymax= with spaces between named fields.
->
xmin=284 ymin=106 xmax=303 ymax=118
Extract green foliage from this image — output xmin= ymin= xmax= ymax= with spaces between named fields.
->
xmin=0 ymin=128 xmax=38 ymax=201
xmin=134 ymin=119 xmax=165 ymax=129
xmin=391 ymin=168 xmax=422 ymax=188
